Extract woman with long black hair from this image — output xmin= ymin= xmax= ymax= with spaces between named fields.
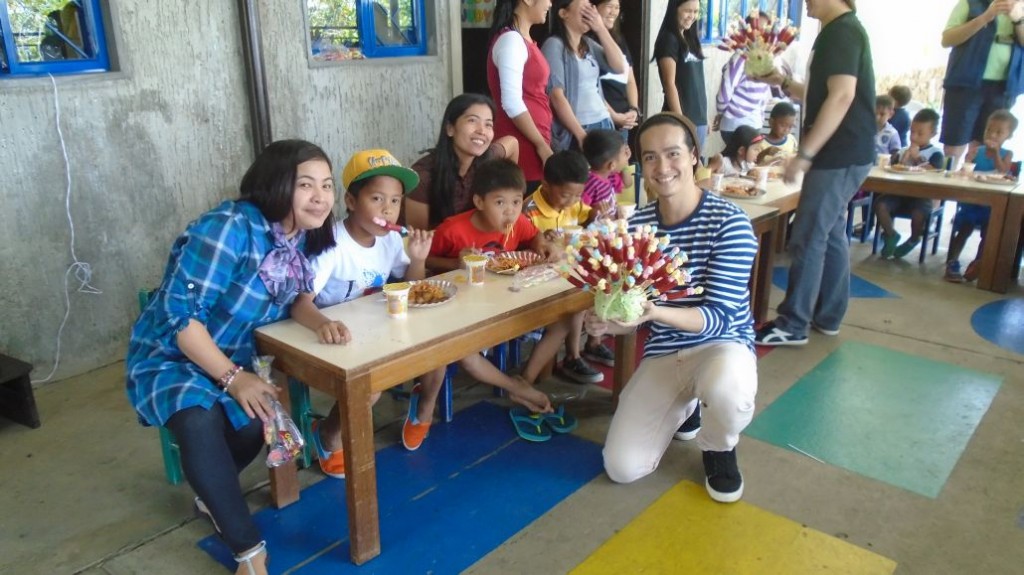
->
xmin=488 ymin=0 xmax=555 ymax=190
xmin=591 ymin=0 xmax=640 ymax=139
xmin=405 ymin=93 xmax=519 ymax=230
xmin=541 ymin=0 xmax=626 ymax=152
xmin=653 ymin=0 xmax=708 ymax=149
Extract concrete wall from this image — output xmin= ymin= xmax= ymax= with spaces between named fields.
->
xmin=0 ymin=1 xmax=457 ymax=383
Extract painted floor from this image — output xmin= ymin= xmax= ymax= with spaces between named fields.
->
xmin=1 ymin=220 xmax=1023 ymax=575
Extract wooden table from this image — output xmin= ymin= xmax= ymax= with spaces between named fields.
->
xmin=254 ymin=271 xmax=592 ymax=565
xmin=727 ymin=179 xmax=802 ymax=252
xmin=864 ymin=168 xmax=1021 ymax=292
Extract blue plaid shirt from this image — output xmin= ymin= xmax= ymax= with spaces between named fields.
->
xmin=126 ymin=200 xmax=305 ymax=430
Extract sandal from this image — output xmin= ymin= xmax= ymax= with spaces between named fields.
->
xmin=509 ymin=408 xmax=552 ymax=442
xmin=542 ymin=405 xmax=578 ymax=434
xmin=234 ymin=540 xmax=267 ymax=575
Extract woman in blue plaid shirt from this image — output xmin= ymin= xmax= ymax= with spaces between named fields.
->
xmin=127 ymin=140 xmax=341 ymax=574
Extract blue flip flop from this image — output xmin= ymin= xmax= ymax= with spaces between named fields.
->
xmin=542 ymin=405 xmax=578 ymax=434
xmin=509 ymin=408 xmax=552 ymax=442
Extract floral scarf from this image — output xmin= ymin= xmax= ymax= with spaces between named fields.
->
xmin=258 ymin=222 xmax=314 ymax=306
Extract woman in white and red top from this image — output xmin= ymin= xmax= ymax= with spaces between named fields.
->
xmin=488 ymin=0 xmax=555 ymax=191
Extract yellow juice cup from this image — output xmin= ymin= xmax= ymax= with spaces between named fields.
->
xmin=382 ymin=282 xmax=411 ymax=318
xmin=463 ymin=254 xmax=488 ymax=286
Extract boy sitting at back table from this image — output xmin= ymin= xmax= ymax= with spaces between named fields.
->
xmin=945 ymin=109 xmax=1018 ymax=282
xmin=581 ymin=129 xmax=632 ymax=219
xmin=874 ymin=95 xmax=901 ymax=157
xmin=764 ymin=101 xmax=798 ymax=156
xmin=888 ymin=85 xmax=912 ymax=147
xmin=874 ymin=108 xmax=945 ymax=259
xmin=523 ymin=151 xmax=606 ymax=384
xmin=290 ymin=149 xmax=451 ymax=474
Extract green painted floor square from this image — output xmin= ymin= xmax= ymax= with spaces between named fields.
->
xmin=745 ymin=341 xmax=1002 ymax=498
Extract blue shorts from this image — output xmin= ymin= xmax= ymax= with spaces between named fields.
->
xmin=876 ymin=194 xmax=934 ymax=217
xmin=941 ymin=82 xmax=1010 ymax=147
xmin=953 ymin=203 xmax=991 ymax=230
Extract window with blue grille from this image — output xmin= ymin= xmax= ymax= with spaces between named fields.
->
xmin=0 ymin=0 xmax=110 ymax=77
xmin=307 ymin=0 xmax=429 ymax=61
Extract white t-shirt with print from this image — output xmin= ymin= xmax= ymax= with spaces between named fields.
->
xmin=311 ymin=220 xmax=410 ymax=308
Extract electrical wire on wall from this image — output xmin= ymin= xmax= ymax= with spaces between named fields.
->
xmin=31 ymin=74 xmax=102 ymax=384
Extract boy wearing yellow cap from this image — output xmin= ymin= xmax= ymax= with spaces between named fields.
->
xmin=290 ymin=149 xmax=443 ymax=476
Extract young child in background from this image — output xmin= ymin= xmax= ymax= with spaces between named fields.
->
xmin=888 ymin=85 xmax=913 ymax=147
xmin=581 ymin=129 xmax=632 ymax=219
xmin=290 ymin=149 xmax=447 ymax=469
xmin=874 ymin=109 xmax=945 ymax=259
xmin=874 ymin=95 xmax=901 ymax=156
xmin=944 ymin=109 xmax=1018 ymax=282
xmin=708 ymin=125 xmax=764 ymax=176
xmin=523 ymin=151 xmax=597 ymax=235
xmin=764 ymin=101 xmax=798 ymax=156
xmin=523 ymin=151 xmax=606 ymax=383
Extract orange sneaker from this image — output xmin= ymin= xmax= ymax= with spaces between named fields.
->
xmin=401 ymin=383 xmax=431 ymax=451
xmin=310 ymin=419 xmax=345 ymax=479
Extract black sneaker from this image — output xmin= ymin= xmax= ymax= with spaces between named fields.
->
xmin=754 ymin=321 xmax=808 ymax=347
xmin=555 ymin=357 xmax=604 ymax=384
xmin=582 ymin=342 xmax=615 ymax=367
xmin=702 ymin=449 xmax=744 ymax=503
xmin=673 ymin=403 xmax=701 ymax=441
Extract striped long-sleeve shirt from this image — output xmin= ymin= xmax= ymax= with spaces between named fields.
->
xmin=716 ymin=53 xmax=772 ymax=133
xmin=630 ymin=193 xmax=757 ymax=357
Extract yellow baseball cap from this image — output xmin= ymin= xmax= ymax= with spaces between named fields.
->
xmin=341 ymin=149 xmax=420 ymax=193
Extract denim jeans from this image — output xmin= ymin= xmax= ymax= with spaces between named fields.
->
xmin=166 ymin=404 xmax=264 ymax=554
xmin=774 ymin=163 xmax=872 ymax=336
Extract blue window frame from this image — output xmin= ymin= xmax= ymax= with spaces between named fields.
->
xmin=0 ymin=0 xmax=110 ymax=77
xmin=697 ymin=0 xmax=803 ymax=44
xmin=307 ymin=0 xmax=428 ymax=61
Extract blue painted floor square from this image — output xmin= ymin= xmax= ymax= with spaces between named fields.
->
xmin=198 ymin=401 xmax=603 ymax=573
xmin=772 ymin=266 xmax=898 ymax=298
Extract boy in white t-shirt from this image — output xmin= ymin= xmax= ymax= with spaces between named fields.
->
xmin=291 ymin=149 xmax=440 ymax=478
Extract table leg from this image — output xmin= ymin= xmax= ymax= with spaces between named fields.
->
xmin=337 ymin=372 xmax=381 ymax=565
xmin=977 ymin=198 xmax=1007 ymax=292
xmin=269 ymin=375 xmax=300 ymax=508
xmin=751 ymin=221 xmax=776 ymax=325
xmin=993 ymin=193 xmax=1024 ymax=292
xmin=613 ymin=333 xmax=636 ymax=408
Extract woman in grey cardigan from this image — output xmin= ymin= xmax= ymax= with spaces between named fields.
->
xmin=542 ymin=0 xmax=626 ymax=152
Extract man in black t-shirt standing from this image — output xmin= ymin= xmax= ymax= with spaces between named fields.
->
xmin=752 ymin=0 xmax=876 ymax=346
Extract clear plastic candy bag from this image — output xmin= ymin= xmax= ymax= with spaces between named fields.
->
xmin=252 ymin=356 xmax=305 ymax=468
xmin=510 ymin=264 xmax=562 ymax=291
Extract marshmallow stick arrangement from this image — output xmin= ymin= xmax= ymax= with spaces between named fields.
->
xmin=562 ymin=220 xmax=703 ymax=323
xmin=716 ymin=16 xmax=798 ymax=77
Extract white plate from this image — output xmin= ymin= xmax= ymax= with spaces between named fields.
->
xmin=408 ymin=279 xmax=458 ymax=308
xmin=884 ymin=165 xmax=929 ymax=175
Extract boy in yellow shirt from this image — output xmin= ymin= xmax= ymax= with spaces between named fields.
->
xmin=523 ymin=151 xmax=605 ymax=384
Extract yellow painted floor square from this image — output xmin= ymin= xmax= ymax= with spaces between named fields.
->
xmin=570 ymin=481 xmax=896 ymax=575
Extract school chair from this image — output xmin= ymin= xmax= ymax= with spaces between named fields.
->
xmin=871 ymin=200 xmax=946 ymax=263
xmin=846 ymin=192 xmax=874 ymax=243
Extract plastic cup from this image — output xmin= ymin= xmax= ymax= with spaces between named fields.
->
xmin=962 ymin=162 xmax=976 ymax=175
xmin=876 ymin=153 xmax=891 ymax=169
xmin=616 ymin=202 xmax=637 ymax=220
xmin=711 ymin=174 xmax=724 ymax=194
xmin=382 ymin=282 xmax=410 ymax=318
xmin=751 ymin=167 xmax=769 ymax=189
xmin=463 ymin=254 xmax=488 ymax=286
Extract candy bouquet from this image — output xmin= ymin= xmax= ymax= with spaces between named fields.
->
xmin=717 ymin=16 xmax=798 ymax=78
xmin=562 ymin=220 xmax=702 ymax=323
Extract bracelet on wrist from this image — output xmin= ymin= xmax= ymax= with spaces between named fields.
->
xmin=796 ymin=149 xmax=814 ymax=162
xmin=219 ymin=365 xmax=243 ymax=389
